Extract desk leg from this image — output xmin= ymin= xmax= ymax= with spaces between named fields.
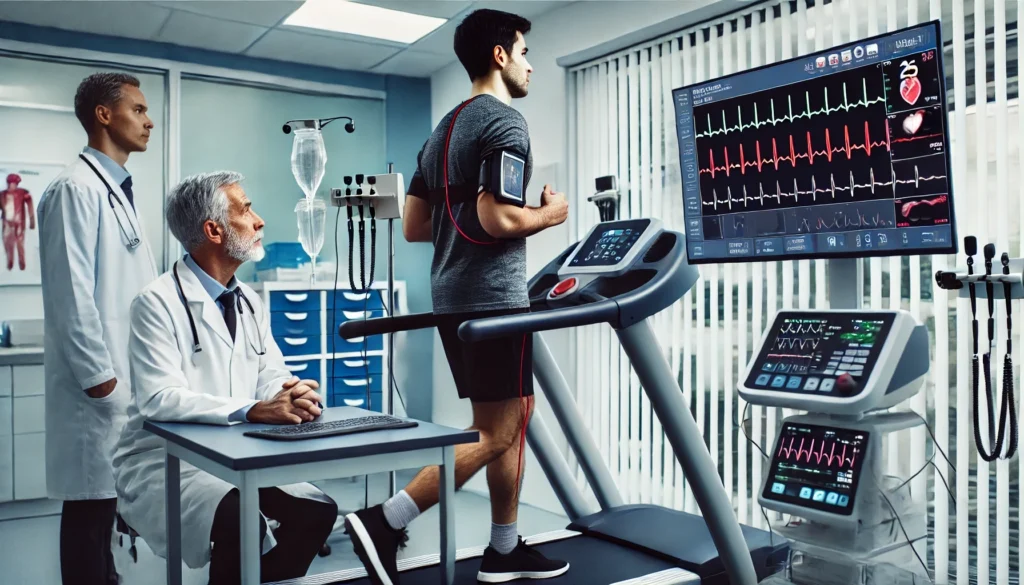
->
xmin=440 ymin=445 xmax=455 ymax=585
xmin=165 ymin=450 xmax=182 ymax=585
xmin=239 ymin=474 xmax=261 ymax=585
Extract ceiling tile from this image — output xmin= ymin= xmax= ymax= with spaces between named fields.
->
xmin=370 ymin=49 xmax=456 ymax=77
xmin=472 ymin=0 xmax=573 ymax=20
xmin=407 ymin=19 xmax=458 ymax=55
xmin=245 ymin=28 xmax=400 ymax=70
xmin=153 ymin=0 xmax=302 ymax=27
xmin=0 ymin=1 xmax=170 ymax=40
xmin=350 ymin=0 xmax=472 ymax=19
xmin=156 ymin=10 xmax=268 ymax=53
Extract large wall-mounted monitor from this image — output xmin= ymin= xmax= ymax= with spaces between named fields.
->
xmin=672 ymin=20 xmax=956 ymax=264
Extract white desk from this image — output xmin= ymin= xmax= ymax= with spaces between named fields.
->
xmin=144 ymin=407 xmax=478 ymax=585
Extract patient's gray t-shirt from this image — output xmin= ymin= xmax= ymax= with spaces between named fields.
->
xmin=407 ymin=94 xmax=533 ymax=315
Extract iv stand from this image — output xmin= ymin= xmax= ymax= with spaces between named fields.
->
xmin=386 ymin=162 xmax=396 ymax=498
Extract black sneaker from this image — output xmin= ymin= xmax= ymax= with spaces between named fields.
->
xmin=343 ymin=504 xmax=409 ymax=585
xmin=477 ymin=537 xmax=570 ymax=583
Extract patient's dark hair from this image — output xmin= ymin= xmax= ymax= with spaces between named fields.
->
xmin=74 ymin=72 xmax=141 ymax=134
xmin=454 ymin=9 xmax=531 ymax=81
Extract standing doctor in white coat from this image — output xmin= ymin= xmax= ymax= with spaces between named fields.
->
xmin=112 ymin=171 xmax=338 ymax=584
xmin=37 ymin=72 xmax=158 ymax=585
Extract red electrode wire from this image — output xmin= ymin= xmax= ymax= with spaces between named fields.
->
xmin=443 ymin=98 xmax=528 ymax=491
xmin=515 ymin=333 xmax=528 ymax=495
xmin=444 ymin=98 xmax=497 ymax=246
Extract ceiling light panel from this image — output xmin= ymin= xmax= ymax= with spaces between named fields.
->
xmin=284 ymin=0 xmax=447 ymax=44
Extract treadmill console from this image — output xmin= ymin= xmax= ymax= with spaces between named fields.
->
xmin=545 ymin=218 xmax=665 ymax=303
xmin=739 ymin=310 xmax=927 ymax=415
xmin=561 ymin=218 xmax=659 ymax=274
xmin=761 ymin=422 xmax=869 ymax=517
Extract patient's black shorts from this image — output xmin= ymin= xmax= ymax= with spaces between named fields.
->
xmin=436 ymin=307 xmax=534 ymax=403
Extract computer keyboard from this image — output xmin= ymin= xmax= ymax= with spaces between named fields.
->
xmin=243 ymin=415 xmax=418 ymax=441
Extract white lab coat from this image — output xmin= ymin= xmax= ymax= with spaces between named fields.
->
xmin=38 ymin=152 xmax=159 ymax=500
xmin=112 ymin=259 xmax=328 ymax=569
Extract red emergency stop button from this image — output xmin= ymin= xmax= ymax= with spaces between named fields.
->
xmin=552 ymin=278 xmax=577 ymax=297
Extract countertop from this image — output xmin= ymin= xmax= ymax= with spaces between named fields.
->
xmin=0 ymin=346 xmax=44 ymax=366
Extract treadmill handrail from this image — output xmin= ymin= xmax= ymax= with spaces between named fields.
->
xmin=338 ymin=312 xmax=439 ymax=339
xmin=458 ymin=300 xmax=619 ymax=342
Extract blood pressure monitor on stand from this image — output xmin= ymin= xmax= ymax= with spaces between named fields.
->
xmin=672 ymin=19 xmax=955 ymax=585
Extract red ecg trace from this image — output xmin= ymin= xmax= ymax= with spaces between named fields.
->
xmin=900 ymin=194 xmax=947 ymax=217
xmin=701 ymin=120 xmax=891 ymax=177
xmin=777 ymin=436 xmax=859 ymax=469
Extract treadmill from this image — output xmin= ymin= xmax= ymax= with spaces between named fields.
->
xmin=330 ymin=218 xmax=788 ymax=585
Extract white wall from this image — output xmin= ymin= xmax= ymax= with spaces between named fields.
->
xmin=429 ymin=0 xmax=718 ymax=517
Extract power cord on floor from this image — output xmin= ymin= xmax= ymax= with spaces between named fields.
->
xmin=875 ymin=480 xmax=932 ymax=580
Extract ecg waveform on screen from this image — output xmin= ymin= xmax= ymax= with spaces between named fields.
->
xmin=794 ymin=209 xmax=894 ymax=232
xmin=700 ymin=166 xmax=948 ymax=211
xmin=777 ymin=437 xmax=860 ymax=469
xmin=696 ymin=121 xmax=897 ymax=178
xmin=773 ymin=337 xmax=821 ymax=351
xmin=695 ymin=78 xmax=886 ymax=138
xmin=780 ymin=322 xmax=824 ymax=335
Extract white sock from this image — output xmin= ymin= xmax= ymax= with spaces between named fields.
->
xmin=382 ymin=490 xmax=420 ymax=530
xmin=490 ymin=521 xmax=518 ymax=555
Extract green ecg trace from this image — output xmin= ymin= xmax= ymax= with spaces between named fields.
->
xmin=696 ymin=78 xmax=886 ymax=139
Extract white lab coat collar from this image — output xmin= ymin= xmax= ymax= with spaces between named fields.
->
xmin=175 ymin=259 xmax=235 ymax=348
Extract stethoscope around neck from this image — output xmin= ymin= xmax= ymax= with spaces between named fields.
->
xmin=78 ymin=153 xmax=141 ymax=250
xmin=172 ymin=263 xmax=267 ymax=356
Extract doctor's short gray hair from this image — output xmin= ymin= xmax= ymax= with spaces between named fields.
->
xmin=165 ymin=171 xmax=244 ymax=253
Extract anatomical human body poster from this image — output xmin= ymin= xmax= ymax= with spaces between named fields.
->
xmin=0 ymin=161 xmax=63 ymax=286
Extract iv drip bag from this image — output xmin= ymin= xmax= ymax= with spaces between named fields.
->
xmin=291 ymin=127 xmax=326 ymax=200
xmin=295 ymin=197 xmax=327 ymax=283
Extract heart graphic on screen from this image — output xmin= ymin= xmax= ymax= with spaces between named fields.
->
xmin=902 ymin=110 xmax=924 ymax=135
xmin=900 ymin=77 xmax=922 ymax=105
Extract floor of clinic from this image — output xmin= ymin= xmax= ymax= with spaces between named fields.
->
xmin=0 ymin=470 xmax=567 ymax=584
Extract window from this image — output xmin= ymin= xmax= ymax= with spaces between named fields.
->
xmin=569 ymin=1 xmax=1020 ymax=581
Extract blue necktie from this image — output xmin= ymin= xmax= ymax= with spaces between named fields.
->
xmin=120 ymin=177 xmax=134 ymax=210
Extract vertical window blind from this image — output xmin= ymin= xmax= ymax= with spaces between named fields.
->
xmin=567 ymin=1 xmax=1020 ymax=582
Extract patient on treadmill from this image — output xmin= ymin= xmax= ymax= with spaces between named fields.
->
xmin=343 ymin=9 xmax=570 ymax=585
xmin=112 ymin=172 xmax=337 ymax=584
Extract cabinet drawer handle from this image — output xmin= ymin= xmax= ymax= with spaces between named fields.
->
xmin=284 ymin=293 xmax=309 ymax=302
xmin=286 ymin=363 xmax=309 ymax=372
xmin=346 ymin=336 xmax=365 ymax=343
xmin=284 ymin=312 xmax=308 ymax=321
xmin=342 ymin=378 xmax=369 ymax=387
xmin=343 ymin=310 xmax=368 ymax=320
xmin=343 ymin=398 xmax=365 ymax=406
xmin=342 ymin=360 xmax=366 ymax=368
xmin=343 ymin=292 xmax=369 ymax=302
xmin=283 ymin=338 xmax=308 ymax=346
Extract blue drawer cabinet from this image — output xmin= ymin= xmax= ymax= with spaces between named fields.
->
xmin=271 ymin=311 xmax=320 ymax=336
xmin=328 ymin=356 xmax=383 ymax=377
xmin=331 ymin=290 xmax=386 ymax=311
xmin=330 ymin=333 xmax=383 ymax=355
xmin=332 ymin=392 xmax=383 ymax=411
xmin=283 ymin=359 xmax=321 ymax=383
xmin=328 ymin=309 xmax=385 ymax=336
xmin=252 ymin=281 xmax=405 ymax=415
xmin=276 ymin=335 xmax=320 ymax=357
xmin=270 ymin=291 xmax=320 ymax=313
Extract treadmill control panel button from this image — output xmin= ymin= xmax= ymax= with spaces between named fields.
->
xmin=551 ymin=278 xmax=577 ymax=297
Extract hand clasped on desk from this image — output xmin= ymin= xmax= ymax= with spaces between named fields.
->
xmin=247 ymin=377 xmax=323 ymax=424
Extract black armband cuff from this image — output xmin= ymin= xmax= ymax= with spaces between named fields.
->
xmin=480 ymin=150 xmax=527 ymax=207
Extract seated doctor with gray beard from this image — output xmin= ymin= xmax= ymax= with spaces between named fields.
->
xmin=112 ymin=171 xmax=337 ymax=584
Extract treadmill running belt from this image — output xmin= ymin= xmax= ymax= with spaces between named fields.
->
xmin=335 ymin=536 xmax=696 ymax=584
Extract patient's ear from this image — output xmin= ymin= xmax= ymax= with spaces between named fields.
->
xmin=203 ymin=220 xmax=224 ymax=245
